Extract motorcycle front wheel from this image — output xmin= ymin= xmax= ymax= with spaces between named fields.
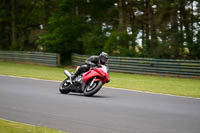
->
xmin=59 ymin=78 xmax=71 ymax=94
xmin=83 ymin=80 xmax=103 ymax=96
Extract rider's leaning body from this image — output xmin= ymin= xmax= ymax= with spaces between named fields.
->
xmin=72 ymin=52 xmax=108 ymax=79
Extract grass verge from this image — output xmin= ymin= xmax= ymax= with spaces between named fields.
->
xmin=0 ymin=118 xmax=69 ymax=133
xmin=0 ymin=61 xmax=200 ymax=98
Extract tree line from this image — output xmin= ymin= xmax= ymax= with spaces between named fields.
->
xmin=0 ymin=0 xmax=200 ymax=63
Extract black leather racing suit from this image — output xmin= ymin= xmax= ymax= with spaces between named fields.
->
xmin=73 ymin=56 xmax=100 ymax=78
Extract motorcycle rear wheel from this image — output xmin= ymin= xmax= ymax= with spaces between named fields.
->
xmin=83 ymin=80 xmax=103 ymax=96
xmin=59 ymin=78 xmax=71 ymax=94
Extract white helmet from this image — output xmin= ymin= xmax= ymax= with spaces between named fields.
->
xmin=99 ymin=52 xmax=108 ymax=64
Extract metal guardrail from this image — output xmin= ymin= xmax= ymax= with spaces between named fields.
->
xmin=72 ymin=53 xmax=200 ymax=78
xmin=0 ymin=50 xmax=60 ymax=66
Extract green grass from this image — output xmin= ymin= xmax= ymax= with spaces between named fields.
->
xmin=0 ymin=118 xmax=69 ymax=133
xmin=0 ymin=61 xmax=72 ymax=81
xmin=109 ymin=72 xmax=200 ymax=98
xmin=0 ymin=61 xmax=200 ymax=98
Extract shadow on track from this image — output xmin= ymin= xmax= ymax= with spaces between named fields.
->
xmin=57 ymin=92 xmax=112 ymax=99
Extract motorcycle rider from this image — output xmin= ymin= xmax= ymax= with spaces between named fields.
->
xmin=72 ymin=52 xmax=109 ymax=80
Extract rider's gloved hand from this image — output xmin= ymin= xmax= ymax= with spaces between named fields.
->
xmin=90 ymin=63 xmax=96 ymax=67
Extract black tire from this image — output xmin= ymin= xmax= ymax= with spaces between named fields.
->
xmin=83 ymin=80 xmax=103 ymax=97
xmin=59 ymin=78 xmax=71 ymax=94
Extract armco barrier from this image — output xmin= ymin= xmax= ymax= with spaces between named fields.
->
xmin=72 ymin=53 xmax=200 ymax=78
xmin=0 ymin=51 xmax=60 ymax=66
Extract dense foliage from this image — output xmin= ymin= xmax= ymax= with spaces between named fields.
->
xmin=0 ymin=0 xmax=200 ymax=63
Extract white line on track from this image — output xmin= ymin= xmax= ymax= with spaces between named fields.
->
xmin=0 ymin=75 xmax=200 ymax=100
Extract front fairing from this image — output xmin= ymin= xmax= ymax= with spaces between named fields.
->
xmin=82 ymin=66 xmax=110 ymax=84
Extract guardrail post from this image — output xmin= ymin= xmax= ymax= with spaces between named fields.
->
xmin=57 ymin=53 xmax=60 ymax=65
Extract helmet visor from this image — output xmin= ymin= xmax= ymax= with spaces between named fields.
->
xmin=101 ymin=57 xmax=108 ymax=64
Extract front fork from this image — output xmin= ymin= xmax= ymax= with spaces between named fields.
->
xmin=89 ymin=77 xmax=96 ymax=87
xmin=81 ymin=77 xmax=96 ymax=92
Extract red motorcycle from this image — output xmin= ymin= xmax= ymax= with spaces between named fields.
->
xmin=59 ymin=65 xmax=110 ymax=96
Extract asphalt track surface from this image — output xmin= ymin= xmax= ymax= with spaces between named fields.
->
xmin=0 ymin=76 xmax=200 ymax=133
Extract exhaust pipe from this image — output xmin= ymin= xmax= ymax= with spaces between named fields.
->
xmin=64 ymin=70 xmax=71 ymax=77
xmin=64 ymin=70 xmax=73 ymax=84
